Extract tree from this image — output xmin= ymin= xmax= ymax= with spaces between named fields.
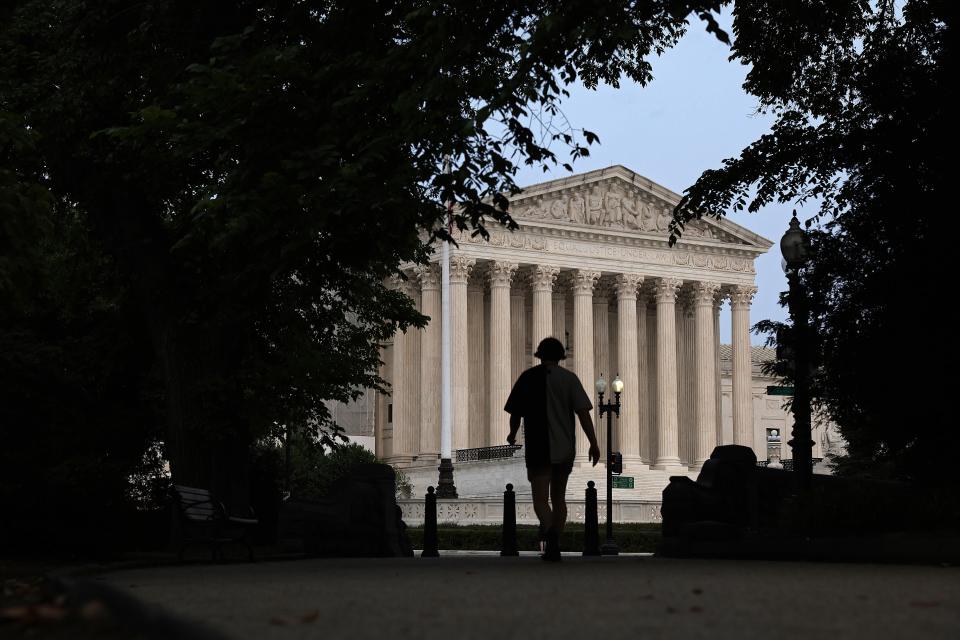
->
xmin=1 ymin=113 xmax=166 ymax=547
xmin=673 ymin=0 xmax=956 ymax=484
xmin=1 ymin=1 xmax=728 ymax=504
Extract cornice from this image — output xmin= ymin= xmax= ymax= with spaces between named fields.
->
xmin=457 ymin=224 xmax=762 ymax=274
xmin=470 ymin=221 xmax=762 ymax=259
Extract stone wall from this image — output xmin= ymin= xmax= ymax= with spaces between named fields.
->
xmin=398 ymin=496 xmax=663 ymax=525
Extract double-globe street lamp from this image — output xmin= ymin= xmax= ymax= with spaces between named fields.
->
xmin=780 ymin=211 xmax=814 ymax=490
xmin=595 ymin=373 xmax=624 ymax=556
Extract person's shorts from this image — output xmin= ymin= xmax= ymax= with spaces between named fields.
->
xmin=526 ymin=460 xmax=574 ymax=482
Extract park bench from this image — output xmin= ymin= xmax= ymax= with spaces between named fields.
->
xmin=170 ymin=485 xmax=258 ymax=561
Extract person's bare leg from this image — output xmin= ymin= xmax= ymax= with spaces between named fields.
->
xmin=531 ymin=474 xmax=552 ymax=542
xmin=549 ymin=472 xmax=570 ymax=535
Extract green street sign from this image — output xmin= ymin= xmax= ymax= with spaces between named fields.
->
xmin=767 ymin=386 xmax=794 ymax=396
xmin=611 ymin=476 xmax=635 ymax=489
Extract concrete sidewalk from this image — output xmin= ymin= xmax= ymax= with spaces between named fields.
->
xmin=91 ymin=554 xmax=960 ymax=639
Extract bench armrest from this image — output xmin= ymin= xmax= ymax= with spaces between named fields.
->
xmin=176 ymin=499 xmax=225 ymax=521
xmin=227 ymin=505 xmax=257 ymax=521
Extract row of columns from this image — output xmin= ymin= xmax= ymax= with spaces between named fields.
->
xmin=385 ymin=258 xmax=758 ymax=469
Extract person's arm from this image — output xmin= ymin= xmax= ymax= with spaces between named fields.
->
xmin=576 ymin=408 xmax=601 ymax=466
xmin=507 ymin=413 xmax=521 ymax=445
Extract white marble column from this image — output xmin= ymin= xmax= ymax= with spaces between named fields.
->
xmin=645 ymin=295 xmax=658 ymax=464
xmin=408 ymin=283 xmax=422 ymax=454
xmin=615 ymin=274 xmax=644 ymax=463
xmin=592 ymin=281 xmax=611 ymax=453
xmin=713 ymin=289 xmax=725 ymax=444
xmin=637 ymin=289 xmax=651 ymax=464
xmin=382 ymin=342 xmax=394 ymax=459
xmin=608 ymin=304 xmax=618 ymax=398
xmin=553 ymin=288 xmax=566 ymax=365
xmin=683 ymin=293 xmax=696 ymax=464
xmin=468 ymin=275 xmax=486 ymax=448
xmin=449 ymin=256 xmax=474 ymax=452
xmin=510 ymin=283 xmax=526 ymax=383
xmin=693 ymin=282 xmax=721 ymax=465
xmin=529 ymin=265 xmax=558 ymax=366
xmin=572 ymin=270 xmax=600 ymax=462
xmin=417 ymin=265 xmax=441 ymax=459
xmin=731 ymin=285 xmax=758 ymax=449
xmin=375 ymin=352 xmax=387 ymax=459
xmin=487 ymin=261 xmax=516 ymax=447
xmin=654 ymin=277 xmax=683 ymax=469
xmin=390 ymin=276 xmax=417 ymax=463
xmin=675 ymin=292 xmax=691 ymax=465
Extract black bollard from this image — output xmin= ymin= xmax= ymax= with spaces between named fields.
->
xmin=421 ymin=486 xmax=439 ymax=558
xmin=500 ymin=483 xmax=519 ymax=557
xmin=583 ymin=480 xmax=601 ymax=556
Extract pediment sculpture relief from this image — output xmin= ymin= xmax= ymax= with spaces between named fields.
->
xmin=510 ymin=183 xmax=737 ymax=242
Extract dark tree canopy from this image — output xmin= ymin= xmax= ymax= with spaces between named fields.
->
xmin=674 ymin=0 xmax=956 ymax=484
xmin=0 ymin=0 xmax=727 ymax=523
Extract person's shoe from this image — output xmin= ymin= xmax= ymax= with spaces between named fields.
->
xmin=541 ymin=530 xmax=561 ymax=562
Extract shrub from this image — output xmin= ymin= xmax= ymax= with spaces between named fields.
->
xmin=252 ymin=438 xmax=408 ymax=502
xmin=405 ymin=523 xmax=661 ymax=553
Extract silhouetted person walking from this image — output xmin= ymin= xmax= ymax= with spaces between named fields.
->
xmin=504 ymin=337 xmax=600 ymax=561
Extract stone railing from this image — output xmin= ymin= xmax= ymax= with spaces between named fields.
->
xmin=757 ymin=458 xmax=823 ymax=470
xmin=455 ymin=444 xmax=522 ymax=463
xmin=398 ymin=497 xmax=662 ymax=525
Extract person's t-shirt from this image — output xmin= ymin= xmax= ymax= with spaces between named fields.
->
xmin=504 ymin=364 xmax=593 ymax=465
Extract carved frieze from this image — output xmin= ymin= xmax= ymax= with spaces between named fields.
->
xmin=650 ymin=504 xmax=663 ymax=523
xmin=437 ymin=502 xmax=481 ymax=521
xmin=508 ymin=181 xmax=740 ymax=243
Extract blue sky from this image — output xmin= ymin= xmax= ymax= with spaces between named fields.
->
xmin=512 ymin=13 xmax=793 ymax=346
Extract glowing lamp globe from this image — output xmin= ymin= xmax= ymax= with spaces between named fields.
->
xmin=611 ymin=376 xmax=624 ymax=394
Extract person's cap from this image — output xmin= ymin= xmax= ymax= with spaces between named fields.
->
xmin=534 ymin=337 xmax=566 ymax=361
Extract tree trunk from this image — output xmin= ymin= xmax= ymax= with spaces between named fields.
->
xmin=77 ymin=172 xmax=251 ymax=505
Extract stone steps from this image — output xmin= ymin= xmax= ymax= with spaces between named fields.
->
xmin=401 ymin=454 xmax=700 ymax=502
xmin=565 ymin=465 xmax=697 ymax=501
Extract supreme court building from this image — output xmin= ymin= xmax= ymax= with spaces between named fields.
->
xmin=370 ymin=166 xmax=839 ymax=522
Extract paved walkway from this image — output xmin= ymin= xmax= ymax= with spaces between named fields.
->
xmin=92 ymin=554 xmax=960 ymax=639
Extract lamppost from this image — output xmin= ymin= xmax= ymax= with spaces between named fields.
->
xmin=780 ymin=211 xmax=814 ymax=490
xmin=595 ymin=373 xmax=623 ymax=556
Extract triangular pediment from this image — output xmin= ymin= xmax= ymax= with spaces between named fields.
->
xmin=507 ymin=165 xmax=773 ymax=251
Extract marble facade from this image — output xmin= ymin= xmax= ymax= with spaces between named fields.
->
xmin=375 ymin=166 xmax=791 ymax=479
